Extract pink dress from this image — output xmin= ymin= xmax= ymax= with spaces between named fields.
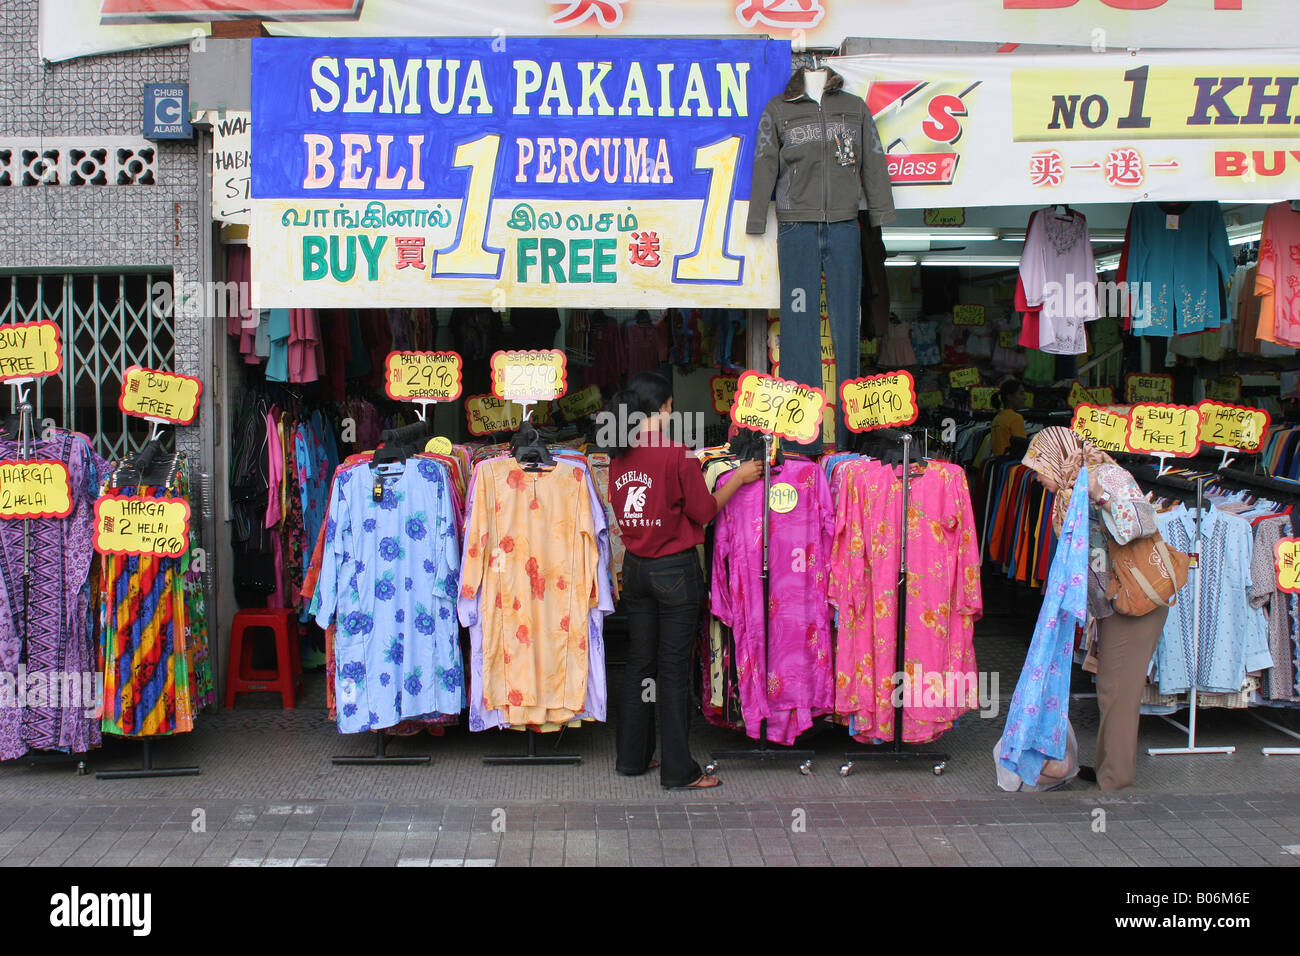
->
xmin=829 ymin=459 xmax=982 ymax=744
xmin=712 ymin=458 xmax=834 ymax=746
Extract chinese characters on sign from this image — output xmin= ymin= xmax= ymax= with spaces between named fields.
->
xmin=118 ymin=367 xmax=202 ymax=425
xmin=93 ymin=496 xmax=191 ymax=558
xmin=729 ymin=371 xmax=827 ymax=444
xmin=840 ymin=371 xmax=920 ymax=433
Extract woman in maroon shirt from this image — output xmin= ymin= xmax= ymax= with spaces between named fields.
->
xmin=607 ymin=372 xmax=760 ymax=790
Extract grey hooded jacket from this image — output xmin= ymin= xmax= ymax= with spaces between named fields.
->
xmin=746 ymin=67 xmax=896 ymax=234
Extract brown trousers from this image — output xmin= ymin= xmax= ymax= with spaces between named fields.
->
xmin=1095 ymin=605 xmax=1168 ymax=791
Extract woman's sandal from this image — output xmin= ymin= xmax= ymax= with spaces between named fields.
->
xmin=667 ymin=774 xmax=723 ymax=791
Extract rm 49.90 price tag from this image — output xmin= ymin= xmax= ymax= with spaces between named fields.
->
xmin=839 ymin=370 xmax=919 ymax=433
xmin=93 ymin=496 xmax=191 ymax=559
xmin=729 ymin=371 xmax=826 ymax=444
xmin=491 ymin=349 xmax=567 ymax=402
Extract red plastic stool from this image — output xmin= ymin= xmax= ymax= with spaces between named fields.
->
xmin=225 ymin=608 xmax=304 ymax=710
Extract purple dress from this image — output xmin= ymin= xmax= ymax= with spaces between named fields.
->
xmin=0 ymin=432 xmax=108 ymax=759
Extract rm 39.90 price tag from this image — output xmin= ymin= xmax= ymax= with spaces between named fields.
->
xmin=729 ymin=371 xmax=826 ymax=444
xmin=839 ymin=370 xmax=919 ymax=433
xmin=384 ymin=351 xmax=463 ymax=402
xmin=491 ymin=349 xmax=567 ymax=402
xmin=0 ymin=460 xmax=72 ymax=519
xmin=1276 ymin=538 xmax=1300 ymax=594
xmin=93 ymin=496 xmax=191 ymax=559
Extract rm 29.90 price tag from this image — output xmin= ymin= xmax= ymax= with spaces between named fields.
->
xmin=384 ymin=351 xmax=463 ymax=402
xmin=491 ymin=349 xmax=567 ymax=402
xmin=729 ymin=371 xmax=826 ymax=444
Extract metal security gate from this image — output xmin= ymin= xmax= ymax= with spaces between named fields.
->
xmin=0 ymin=272 xmax=175 ymax=461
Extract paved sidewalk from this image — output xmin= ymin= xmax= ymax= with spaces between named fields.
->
xmin=0 ymin=793 xmax=1297 ymax=867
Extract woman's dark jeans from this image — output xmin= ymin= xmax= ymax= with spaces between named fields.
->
xmin=616 ymin=548 xmax=705 ymax=788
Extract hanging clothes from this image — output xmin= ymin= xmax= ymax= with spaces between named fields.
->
xmin=1124 ymin=201 xmax=1233 ymax=337
xmin=1255 ymin=201 xmax=1300 ymax=348
xmin=1018 ymin=207 xmax=1098 ymax=355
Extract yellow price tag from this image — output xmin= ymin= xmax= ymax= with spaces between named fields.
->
xmin=1125 ymin=372 xmax=1174 ymax=404
xmin=119 ymin=367 xmax=202 ymax=425
xmin=1196 ymin=401 xmax=1269 ymax=452
xmin=729 ymin=371 xmax=827 ymax=444
xmin=1070 ymin=404 xmax=1130 ymax=454
xmin=768 ymin=482 xmax=799 ymax=514
xmin=953 ymin=304 xmax=986 ymax=327
xmin=998 ymin=330 xmax=1018 ymax=348
xmin=840 ymin=370 xmax=920 ymax=433
xmin=1090 ymin=386 xmax=1116 ymax=405
xmin=93 ymin=496 xmax=191 ymax=558
xmin=491 ymin=349 xmax=567 ymax=402
xmin=0 ymin=321 xmax=62 ymax=383
xmin=465 ymin=394 xmax=525 ymax=436
xmin=710 ymin=375 xmax=739 ymax=415
xmin=1206 ymin=376 xmax=1242 ymax=403
xmin=1126 ymin=403 xmax=1201 ymax=457
xmin=559 ymin=385 xmax=604 ymax=421
xmin=384 ymin=351 xmax=463 ymax=402
xmin=949 ymin=367 xmax=980 ymax=389
xmin=424 ymin=436 xmax=453 ymax=456
xmin=1276 ymin=538 xmax=1300 ymax=594
xmin=0 ymin=460 xmax=72 ymax=519
xmin=1067 ymin=381 xmax=1094 ymax=408
xmin=917 ymin=389 xmax=944 ymax=409
xmin=971 ymin=386 xmax=998 ymax=411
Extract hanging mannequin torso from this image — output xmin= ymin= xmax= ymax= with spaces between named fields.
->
xmin=804 ymin=68 xmax=827 ymax=104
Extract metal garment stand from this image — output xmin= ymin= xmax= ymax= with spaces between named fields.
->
xmin=708 ymin=433 xmax=814 ymax=775
xmin=1148 ymin=476 xmax=1235 ymax=758
xmin=333 ymin=733 xmax=431 ymax=766
xmin=484 ymin=728 xmax=580 ymax=766
xmin=842 ymin=434 xmax=948 ymax=777
xmin=96 ymin=739 xmax=200 ymax=779
xmin=1252 ymin=713 xmax=1300 ymax=757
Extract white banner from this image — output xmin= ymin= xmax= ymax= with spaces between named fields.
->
xmin=40 ymin=0 xmax=1299 ymax=63
xmin=208 ymin=110 xmax=250 ymax=224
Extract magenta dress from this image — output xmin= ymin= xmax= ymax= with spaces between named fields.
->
xmin=829 ymin=459 xmax=983 ymax=744
xmin=711 ymin=458 xmax=835 ymax=746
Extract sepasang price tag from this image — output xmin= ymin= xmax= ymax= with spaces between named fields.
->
xmin=1126 ymin=403 xmax=1201 ymax=457
xmin=1276 ymin=538 xmax=1300 ymax=594
xmin=840 ymin=370 xmax=920 ymax=433
xmin=559 ymin=384 xmax=604 ymax=421
xmin=93 ymin=496 xmax=191 ymax=558
xmin=1125 ymin=372 xmax=1174 ymax=405
xmin=729 ymin=371 xmax=827 ymax=444
xmin=0 ymin=460 xmax=73 ymax=519
xmin=384 ymin=351 xmax=463 ymax=402
xmin=710 ymin=375 xmax=739 ymax=415
xmin=119 ymin=367 xmax=202 ymax=425
xmin=1196 ymin=400 xmax=1269 ymax=452
xmin=1071 ymin=404 xmax=1130 ymax=454
xmin=491 ymin=349 xmax=567 ymax=402
xmin=0 ymin=321 xmax=62 ymax=384
xmin=949 ymin=367 xmax=980 ymax=389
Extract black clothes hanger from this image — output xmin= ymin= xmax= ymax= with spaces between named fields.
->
xmin=511 ymin=424 xmax=555 ymax=470
xmin=728 ymin=427 xmax=781 ymax=467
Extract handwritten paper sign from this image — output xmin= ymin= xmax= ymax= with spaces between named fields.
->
xmin=1071 ymin=404 xmax=1130 ymax=454
xmin=1206 ymin=376 xmax=1242 ymax=403
xmin=971 ymin=386 xmax=998 ymax=411
xmin=93 ymin=496 xmax=191 ymax=558
xmin=211 ymin=110 xmax=251 ymax=224
xmin=840 ymin=371 xmax=920 ymax=434
xmin=491 ymin=349 xmax=567 ymax=403
xmin=465 ymin=395 xmax=548 ymax=436
xmin=949 ymin=367 xmax=980 ymax=389
xmin=1125 ymin=372 xmax=1174 ymax=405
xmin=768 ymin=482 xmax=799 ymax=514
xmin=424 ymin=436 xmax=453 ymax=456
xmin=0 ymin=460 xmax=73 ymax=520
xmin=710 ymin=375 xmax=739 ymax=415
xmin=0 ymin=321 xmax=62 ymax=383
xmin=729 ymin=371 xmax=827 ymax=444
xmin=1196 ymin=401 xmax=1269 ymax=452
xmin=118 ymin=367 xmax=202 ymax=425
xmin=1126 ymin=403 xmax=1201 ymax=457
xmin=953 ymin=304 xmax=986 ymax=327
xmin=1090 ymin=386 xmax=1116 ymax=405
xmin=384 ymin=351 xmax=463 ymax=402
xmin=917 ymin=389 xmax=944 ymax=409
xmin=1277 ymin=538 xmax=1300 ymax=594
xmin=558 ymin=384 xmax=603 ymax=421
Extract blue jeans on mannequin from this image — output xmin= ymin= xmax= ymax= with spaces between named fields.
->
xmin=776 ymin=219 xmax=863 ymax=454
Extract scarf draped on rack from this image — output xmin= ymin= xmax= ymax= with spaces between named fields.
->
xmin=1022 ymin=426 xmax=1115 ymax=534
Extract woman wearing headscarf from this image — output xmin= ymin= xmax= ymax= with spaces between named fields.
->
xmin=1021 ymin=426 xmax=1164 ymax=791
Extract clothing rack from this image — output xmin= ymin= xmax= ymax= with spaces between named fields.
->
xmin=841 ymin=433 xmax=949 ymax=777
xmin=708 ymin=432 xmax=815 ymax=776
xmin=332 ymin=733 xmax=431 ymax=766
xmin=97 ymin=438 xmax=201 ymax=780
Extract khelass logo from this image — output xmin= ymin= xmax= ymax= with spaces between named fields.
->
xmin=867 ymin=79 xmax=975 ymax=187
xmin=50 ymin=886 xmax=152 ymax=937
xmin=623 ymin=485 xmax=648 ymax=517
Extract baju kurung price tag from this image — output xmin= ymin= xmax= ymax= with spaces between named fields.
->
xmin=118 ymin=367 xmax=202 ymax=425
xmin=93 ymin=496 xmax=191 ymax=558
xmin=0 ymin=460 xmax=73 ymax=519
xmin=710 ymin=375 xmax=739 ymax=415
xmin=729 ymin=371 xmax=827 ymax=444
xmin=949 ymin=367 xmax=980 ymax=389
xmin=0 ymin=321 xmax=62 ymax=384
xmin=1196 ymin=400 xmax=1269 ymax=452
xmin=384 ymin=350 xmax=463 ymax=402
xmin=1125 ymin=372 xmax=1174 ymax=404
xmin=1276 ymin=538 xmax=1300 ymax=594
xmin=1126 ymin=403 xmax=1201 ymax=457
xmin=491 ymin=349 xmax=567 ymax=402
xmin=558 ymin=384 xmax=603 ymax=421
xmin=840 ymin=370 xmax=920 ymax=433
xmin=1071 ymin=404 xmax=1130 ymax=454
